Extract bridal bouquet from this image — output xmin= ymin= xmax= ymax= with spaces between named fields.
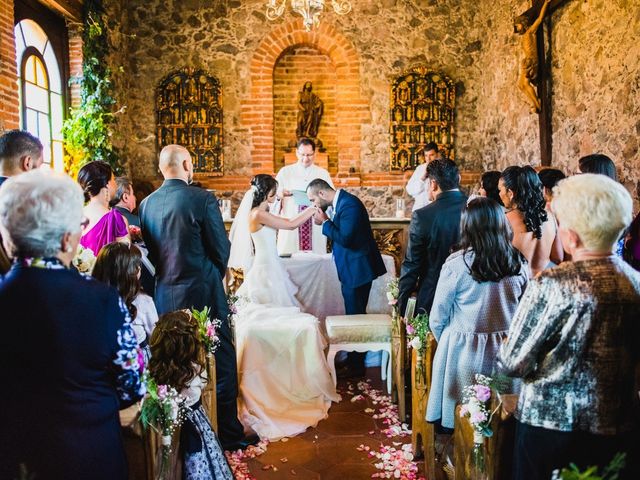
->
xmin=191 ymin=306 xmax=221 ymax=356
xmin=72 ymin=245 xmax=96 ymax=275
xmin=128 ymin=224 xmax=142 ymax=242
xmin=139 ymin=377 xmax=189 ymax=471
xmin=552 ymin=452 xmax=626 ymax=480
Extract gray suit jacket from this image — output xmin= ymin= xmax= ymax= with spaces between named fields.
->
xmin=139 ymin=179 xmax=230 ymax=319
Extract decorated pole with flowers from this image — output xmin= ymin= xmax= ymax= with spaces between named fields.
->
xmin=191 ymin=306 xmax=221 ymax=432
xmin=454 ymin=375 xmax=519 ymax=480
xmin=139 ymin=377 xmax=189 ymax=479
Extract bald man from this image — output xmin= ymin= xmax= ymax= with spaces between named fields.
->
xmin=139 ymin=145 xmax=254 ymax=450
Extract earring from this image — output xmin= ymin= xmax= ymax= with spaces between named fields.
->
xmin=65 ymin=245 xmax=73 ymax=253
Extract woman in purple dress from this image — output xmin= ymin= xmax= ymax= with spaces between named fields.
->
xmin=77 ymin=161 xmax=130 ymax=254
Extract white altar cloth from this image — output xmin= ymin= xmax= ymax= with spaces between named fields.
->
xmin=281 ymin=253 xmax=396 ymax=320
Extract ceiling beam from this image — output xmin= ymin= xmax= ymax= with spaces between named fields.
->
xmin=37 ymin=0 xmax=83 ymax=22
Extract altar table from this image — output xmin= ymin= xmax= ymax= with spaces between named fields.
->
xmin=281 ymin=252 xmax=396 ymax=320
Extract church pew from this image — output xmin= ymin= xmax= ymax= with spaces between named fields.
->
xmin=391 ymin=310 xmax=408 ymax=422
xmin=411 ymin=332 xmax=437 ymax=480
xmin=453 ymin=392 xmax=518 ymax=480
xmin=201 ymin=354 xmax=219 ymax=433
xmin=120 ymin=406 xmax=183 ymax=480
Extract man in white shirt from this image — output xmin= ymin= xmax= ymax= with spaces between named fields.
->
xmin=405 ymin=142 xmax=440 ymax=211
xmin=275 ymin=137 xmax=334 ymax=255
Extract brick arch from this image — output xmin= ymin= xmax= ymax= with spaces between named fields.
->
xmin=241 ymin=19 xmax=367 ymax=175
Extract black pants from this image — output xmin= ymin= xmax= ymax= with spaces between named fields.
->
xmin=513 ymin=421 xmax=640 ymax=480
xmin=214 ymin=318 xmax=245 ymax=448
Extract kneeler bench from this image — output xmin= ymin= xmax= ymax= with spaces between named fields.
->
xmin=325 ymin=314 xmax=392 ymax=393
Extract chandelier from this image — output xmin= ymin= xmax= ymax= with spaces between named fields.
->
xmin=265 ymin=0 xmax=352 ymax=31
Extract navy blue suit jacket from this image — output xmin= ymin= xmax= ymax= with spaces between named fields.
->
xmin=0 ymin=265 xmax=132 ymax=479
xmin=322 ymin=190 xmax=386 ymax=288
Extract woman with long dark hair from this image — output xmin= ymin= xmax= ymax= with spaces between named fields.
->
xmin=426 ymin=197 xmax=529 ymax=430
xmin=499 ymin=165 xmax=563 ymax=275
xmin=92 ymin=242 xmax=158 ymax=361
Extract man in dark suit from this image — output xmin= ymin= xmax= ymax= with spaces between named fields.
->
xmin=111 ymin=176 xmax=140 ymax=227
xmin=307 ymin=179 xmax=387 ymax=376
xmin=139 ymin=144 xmax=253 ymax=450
xmin=0 ymin=130 xmax=43 ymax=274
xmin=398 ymin=158 xmax=467 ymax=316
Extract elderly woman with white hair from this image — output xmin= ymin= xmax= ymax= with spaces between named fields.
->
xmin=498 ymin=173 xmax=640 ymax=480
xmin=0 ymin=170 xmax=144 ymax=480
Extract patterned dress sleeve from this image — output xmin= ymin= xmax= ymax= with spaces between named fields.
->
xmin=497 ymin=275 xmax=567 ymax=378
xmin=113 ymin=296 xmax=146 ymax=404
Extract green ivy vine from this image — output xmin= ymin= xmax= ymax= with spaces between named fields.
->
xmin=62 ymin=0 xmax=123 ymax=177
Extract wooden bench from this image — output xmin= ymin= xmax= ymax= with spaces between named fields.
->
xmin=325 ymin=314 xmax=392 ymax=393
xmin=453 ymin=392 xmax=518 ymax=480
xmin=411 ymin=332 xmax=438 ymax=480
xmin=390 ymin=310 xmax=408 ymax=422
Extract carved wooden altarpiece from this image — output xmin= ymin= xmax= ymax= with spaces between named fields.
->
xmin=156 ymin=68 xmax=223 ymax=174
xmin=390 ymin=67 xmax=455 ymax=171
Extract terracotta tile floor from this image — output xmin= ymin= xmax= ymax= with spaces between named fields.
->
xmin=241 ymin=368 xmax=425 ymax=479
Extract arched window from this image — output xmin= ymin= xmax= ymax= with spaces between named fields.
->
xmin=14 ymin=19 xmax=64 ymax=171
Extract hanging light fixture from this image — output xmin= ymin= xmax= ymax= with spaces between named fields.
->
xmin=265 ymin=0 xmax=352 ymax=31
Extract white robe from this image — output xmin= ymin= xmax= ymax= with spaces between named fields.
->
xmin=274 ymin=162 xmax=334 ymax=255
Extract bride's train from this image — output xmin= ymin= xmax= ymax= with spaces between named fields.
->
xmin=235 ymin=303 xmax=340 ymax=440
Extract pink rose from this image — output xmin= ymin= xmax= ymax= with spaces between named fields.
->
xmin=470 ymin=411 xmax=487 ymax=424
xmin=406 ymin=324 xmax=415 ymax=335
xmin=157 ymin=385 xmax=168 ymax=399
xmin=474 ymin=385 xmax=491 ymax=402
xmin=206 ymin=324 xmax=215 ymax=338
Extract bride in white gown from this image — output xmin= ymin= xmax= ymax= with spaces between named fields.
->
xmin=228 ymin=174 xmax=340 ymax=441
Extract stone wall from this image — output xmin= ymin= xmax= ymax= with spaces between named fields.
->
xmin=108 ymin=0 xmax=486 ymax=215
xmin=98 ymin=0 xmax=639 ymax=215
xmin=474 ymin=0 xmax=640 ymax=204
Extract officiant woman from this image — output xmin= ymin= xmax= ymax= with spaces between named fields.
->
xmin=0 ymin=170 xmax=144 ymax=480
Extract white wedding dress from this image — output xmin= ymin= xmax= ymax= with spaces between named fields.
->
xmin=234 ymin=225 xmax=340 ymax=441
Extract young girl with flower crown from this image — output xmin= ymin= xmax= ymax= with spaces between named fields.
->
xmin=148 ymin=311 xmax=233 ymax=480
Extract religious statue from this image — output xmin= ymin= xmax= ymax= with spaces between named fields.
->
xmin=296 ymin=81 xmax=324 ymax=139
xmin=515 ymin=0 xmax=551 ymax=114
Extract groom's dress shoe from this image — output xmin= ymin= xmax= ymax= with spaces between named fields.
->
xmin=223 ymin=433 xmax=260 ymax=451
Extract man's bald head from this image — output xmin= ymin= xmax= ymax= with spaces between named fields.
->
xmin=159 ymin=145 xmax=193 ymax=183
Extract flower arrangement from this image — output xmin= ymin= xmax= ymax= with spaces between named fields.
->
xmin=128 ymin=224 xmax=142 ymax=242
xmin=190 ymin=306 xmax=221 ymax=356
xmin=72 ymin=245 xmax=96 ymax=275
xmin=459 ymin=374 xmax=495 ymax=444
xmin=139 ymin=376 xmax=189 ymax=467
xmin=386 ymin=277 xmax=399 ymax=310
xmin=406 ymin=312 xmax=429 ymax=352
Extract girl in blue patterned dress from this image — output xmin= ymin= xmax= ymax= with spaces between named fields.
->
xmin=148 ymin=311 xmax=233 ymax=480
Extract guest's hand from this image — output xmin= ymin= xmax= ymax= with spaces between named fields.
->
xmin=313 ymin=209 xmax=329 ymax=225
xmin=282 ymin=189 xmax=293 ymax=197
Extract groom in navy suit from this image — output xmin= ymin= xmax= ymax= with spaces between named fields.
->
xmin=307 ymin=179 xmax=386 ymax=374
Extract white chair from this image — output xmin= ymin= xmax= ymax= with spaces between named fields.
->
xmin=325 ymin=314 xmax=392 ymax=393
